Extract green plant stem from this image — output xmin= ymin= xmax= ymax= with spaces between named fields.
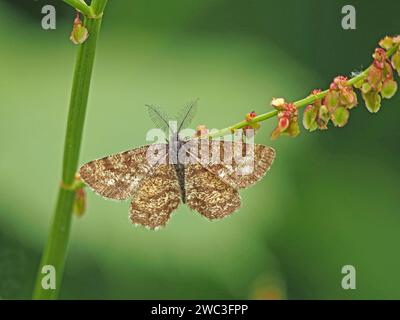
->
xmin=63 ymin=0 xmax=92 ymax=17
xmin=208 ymin=43 xmax=399 ymax=139
xmin=33 ymin=0 xmax=108 ymax=300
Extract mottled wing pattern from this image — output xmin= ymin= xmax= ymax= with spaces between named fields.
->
xmin=183 ymin=139 xmax=275 ymax=220
xmin=185 ymin=163 xmax=241 ymax=220
xmin=79 ymin=145 xmax=166 ymax=200
xmin=80 ymin=137 xmax=275 ymax=227
xmin=130 ymin=164 xmax=181 ymax=229
xmin=192 ymin=140 xmax=276 ymax=189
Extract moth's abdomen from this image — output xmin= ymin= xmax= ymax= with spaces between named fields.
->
xmin=174 ymin=163 xmax=186 ymax=203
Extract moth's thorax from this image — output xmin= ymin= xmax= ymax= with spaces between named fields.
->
xmin=169 ymin=133 xmax=184 ymax=164
xmin=167 ymin=133 xmax=186 ymax=202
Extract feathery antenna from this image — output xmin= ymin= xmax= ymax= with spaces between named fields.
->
xmin=177 ymin=99 xmax=199 ymax=133
xmin=146 ymin=104 xmax=172 ymax=134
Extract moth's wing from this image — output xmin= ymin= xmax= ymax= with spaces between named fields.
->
xmin=185 ymin=162 xmax=241 ymax=220
xmin=130 ymin=164 xmax=181 ymax=230
xmin=79 ymin=144 xmax=167 ymax=200
xmin=196 ymin=140 xmax=276 ymax=189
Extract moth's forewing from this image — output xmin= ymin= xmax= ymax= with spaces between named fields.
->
xmin=79 ymin=144 xmax=168 ymax=200
xmin=187 ymin=139 xmax=276 ymax=189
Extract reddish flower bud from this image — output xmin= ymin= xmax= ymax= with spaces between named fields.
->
xmin=70 ymin=12 xmax=89 ymax=45
xmin=367 ymin=65 xmax=384 ymax=90
xmin=372 ymin=48 xmax=387 ymax=69
xmin=278 ymin=117 xmax=290 ymax=132
xmin=245 ymin=111 xmax=257 ymax=122
xmin=195 ymin=125 xmax=208 ymax=137
xmin=333 ymin=76 xmax=348 ymax=90
xmin=271 ymin=101 xmax=299 ymax=139
xmin=244 ymin=111 xmax=260 ymax=132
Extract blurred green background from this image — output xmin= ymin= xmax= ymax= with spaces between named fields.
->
xmin=1 ymin=0 xmax=400 ymax=299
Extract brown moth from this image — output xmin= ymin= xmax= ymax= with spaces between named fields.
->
xmin=79 ymin=101 xmax=276 ymax=230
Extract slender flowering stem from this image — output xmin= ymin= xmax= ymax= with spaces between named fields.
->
xmin=63 ymin=0 xmax=93 ymax=17
xmin=33 ymin=0 xmax=108 ymax=300
xmin=208 ymin=43 xmax=400 ymax=139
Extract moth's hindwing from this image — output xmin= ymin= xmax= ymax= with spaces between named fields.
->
xmin=130 ymin=164 xmax=181 ymax=229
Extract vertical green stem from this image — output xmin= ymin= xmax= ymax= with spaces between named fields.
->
xmin=33 ymin=0 xmax=108 ymax=300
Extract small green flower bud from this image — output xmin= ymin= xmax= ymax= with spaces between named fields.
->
xmin=392 ymin=50 xmax=400 ymax=76
xmin=324 ymin=90 xmax=340 ymax=112
xmin=302 ymin=105 xmax=318 ymax=131
xmin=331 ymin=107 xmax=350 ymax=127
xmin=286 ymin=120 xmax=300 ymax=137
xmin=70 ymin=14 xmax=89 ymax=45
xmin=383 ymin=62 xmax=394 ymax=79
xmin=317 ymin=105 xmax=330 ymax=130
xmin=362 ymin=91 xmax=382 ymax=113
xmin=73 ymin=188 xmax=86 ymax=217
xmin=381 ymin=79 xmax=398 ymax=99
xmin=379 ymin=36 xmax=394 ymax=50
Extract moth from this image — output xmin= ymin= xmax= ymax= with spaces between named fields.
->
xmin=79 ymin=101 xmax=276 ymax=230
